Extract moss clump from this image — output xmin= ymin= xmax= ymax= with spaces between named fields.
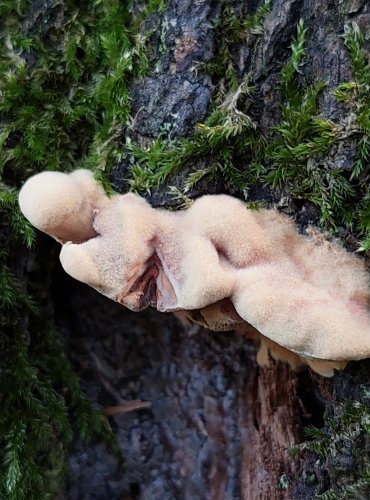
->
xmin=128 ymin=17 xmax=370 ymax=246
xmin=299 ymin=390 xmax=370 ymax=499
xmin=265 ymin=20 xmax=355 ymax=227
xmin=0 ymin=0 xmax=151 ymax=497
xmin=266 ymin=19 xmax=370 ymax=235
xmin=199 ymin=0 xmax=272 ymax=96
xmin=0 ymin=0 xmax=150 ymax=183
xmin=129 ymin=81 xmax=262 ymax=197
xmin=127 ymin=0 xmax=272 ymax=199
xmin=338 ymin=23 xmax=370 ymax=250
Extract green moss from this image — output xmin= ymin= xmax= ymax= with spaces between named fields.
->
xmin=298 ymin=390 xmax=370 ymax=499
xmin=265 ymin=20 xmax=370 ymax=235
xmin=198 ymin=0 xmax=272 ymax=97
xmin=0 ymin=323 xmax=115 ymax=500
xmin=126 ymin=1 xmax=270 ymax=198
xmin=264 ymin=20 xmax=353 ymax=227
xmin=129 ymin=81 xmax=262 ymax=197
xmin=129 ymin=17 xmax=370 ymax=245
xmin=339 ymin=23 xmax=370 ymax=249
xmin=1 ymin=0 xmax=369 ymax=496
xmin=0 ymin=0 xmax=153 ymax=497
xmin=0 ymin=0 xmax=151 ymax=182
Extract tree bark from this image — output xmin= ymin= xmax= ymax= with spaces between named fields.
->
xmin=10 ymin=0 xmax=370 ymax=499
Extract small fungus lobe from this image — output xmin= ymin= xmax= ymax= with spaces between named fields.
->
xmin=19 ymin=170 xmax=370 ymax=376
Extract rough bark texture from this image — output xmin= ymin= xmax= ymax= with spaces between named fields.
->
xmin=57 ymin=269 xmax=329 ymax=500
xmin=14 ymin=0 xmax=370 ymax=499
xmin=68 ymin=0 xmax=369 ymax=498
xmin=57 ymin=263 xmax=369 ymax=500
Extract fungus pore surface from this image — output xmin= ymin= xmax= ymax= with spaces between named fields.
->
xmin=19 ymin=169 xmax=370 ymax=376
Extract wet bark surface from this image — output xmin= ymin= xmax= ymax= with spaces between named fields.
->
xmin=59 ymin=266 xmax=369 ymax=499
xmin=57 ymin=270 xmax=331 ymax=500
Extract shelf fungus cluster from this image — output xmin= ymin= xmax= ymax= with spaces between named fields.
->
xmin=19 ymin=169 xmax=370 ymax=376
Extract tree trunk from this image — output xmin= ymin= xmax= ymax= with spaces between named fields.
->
xmin=2 ymin=0 xmax=370 ymax=499
xmin=64 ymin=1 xmax=370 ymax=499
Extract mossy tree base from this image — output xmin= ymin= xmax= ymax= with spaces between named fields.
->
xmin=1 ymin=0 xmax=370 ymax=498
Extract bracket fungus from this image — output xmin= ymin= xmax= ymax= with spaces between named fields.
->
xmin=19 ymin=169 xmax=370 ymax=376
